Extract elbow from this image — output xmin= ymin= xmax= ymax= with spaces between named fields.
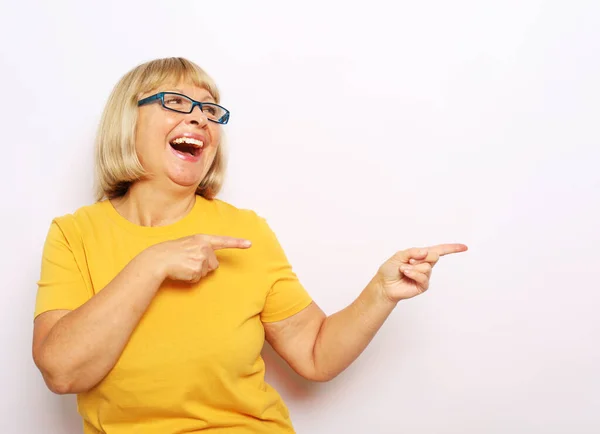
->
xmin=306 ymin=342 xmax=341 ymax=382
xmin=315 ymin=371 xmax=340 ymax=382
xmin=38 ymin=364 xmax=78 ymax=395
xmin=305 ymin=373 xmax=336 ymax=383
xmin=302 ymin=365 xmax=340 ymax=383
xmin=45 ymin=376 xmax=75 ymax=395
xmin=45 ymin=374 xmax=92 ymax=395
xmin=33 ymin=348 xmax=81 ymax=395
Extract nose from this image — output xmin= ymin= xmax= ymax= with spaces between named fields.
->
xmin=185 ymin=104 xmax=209 ymax=126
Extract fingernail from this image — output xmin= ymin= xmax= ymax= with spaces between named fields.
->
xmin=409 ymin=259 xmax=417 ymax=265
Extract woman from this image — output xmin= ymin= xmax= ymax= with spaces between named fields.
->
xmin=32 ymin=57 xmax=467 ymax=433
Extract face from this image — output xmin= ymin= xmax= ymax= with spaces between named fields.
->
xmin=134 ymin=82 xmax=222 ymax=191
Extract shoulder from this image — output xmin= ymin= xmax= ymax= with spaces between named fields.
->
xmin=207 ymin=197 xmax=256 ymax=215
xmin=207 ymin=197 xmax=264 ymax=225
xmin=48 ymin=201 xmax=109 ymax=240
xmin=206 ymin=197 xmax=274 ymax=237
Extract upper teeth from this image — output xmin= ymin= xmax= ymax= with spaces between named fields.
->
xmin=172 ymin=137 xmax=204 ymax=147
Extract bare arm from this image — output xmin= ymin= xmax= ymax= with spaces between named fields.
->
xmin=264 ymin=276 xmax=394 ymax=382
xmin=32 ymin=233 xmax=252 ymax=394
xmin=264 ymin=244 xmax=468 ymax=382
xmin=32 ymin=251 xmax=163 ymax=394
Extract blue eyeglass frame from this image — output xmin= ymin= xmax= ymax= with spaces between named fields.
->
xmin=137 ymin=92 xmax=230 ymax=124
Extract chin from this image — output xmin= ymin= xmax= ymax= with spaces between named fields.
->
xmin=171 ymin=176 xmax=204 ymax=189
xmin=163 ymin=154 xmax=215 ymax=190
xmin=163 ymin=167 xmax=201 ymax=187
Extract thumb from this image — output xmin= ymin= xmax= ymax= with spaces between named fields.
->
xmin=393 ymin=247 xmax=428 ymax=264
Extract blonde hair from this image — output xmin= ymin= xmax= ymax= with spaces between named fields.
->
xmin=94 ymin=57 xmax=226 ymax=201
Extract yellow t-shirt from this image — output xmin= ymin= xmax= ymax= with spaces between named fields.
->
xmin=35 ymin=195 xmax=313 ymax=434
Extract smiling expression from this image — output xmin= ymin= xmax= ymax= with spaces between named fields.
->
xmin=134 ymin=83 xmax=222 ymax=190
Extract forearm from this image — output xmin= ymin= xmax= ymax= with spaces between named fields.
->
xmin=36 ymin=251 xmax=163 ymax=393
xmin=312 ymin=277 xmax=397 ymax=381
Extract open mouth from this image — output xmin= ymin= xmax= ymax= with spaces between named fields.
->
xmin=169 ymin=137 xmax=204 ymax=158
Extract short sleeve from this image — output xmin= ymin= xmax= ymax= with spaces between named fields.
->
xmin=34 ymin=218 xmax=92 ymax=318
xmin=256 ymin=217 xmax=313 ymax=323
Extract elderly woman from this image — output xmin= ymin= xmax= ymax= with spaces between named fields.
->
xmin=32 ymin=57 xmax=467 ymax=433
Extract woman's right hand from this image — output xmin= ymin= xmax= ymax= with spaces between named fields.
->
xmin=33 ymin=232 xmax=251 ymax=394
xmin=145 ymin=234 xmax=252 ymax=283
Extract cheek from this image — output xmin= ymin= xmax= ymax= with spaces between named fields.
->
xmin=155 ymin=113 xmax=180 ymax=141
xmin=205 ymin=147 xmax=219 ymax=168
xmin=207 ymin=129 xmax=222 ymax=159
xmin=134 ymin=127 xmax=151 ymax=165
xmin=163 ymin=113 xmax=181 ymax=130
xmin=209 ymin=125 xmax=223 ymax=148
xmin=136 ymin=113 xmax=178 ymax=154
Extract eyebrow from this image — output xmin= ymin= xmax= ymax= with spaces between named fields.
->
xmin=166 ymin=89 xmax=216 ymax=103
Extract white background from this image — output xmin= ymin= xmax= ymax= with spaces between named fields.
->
xmin=1 ymin=0 xmax=599 ymax=433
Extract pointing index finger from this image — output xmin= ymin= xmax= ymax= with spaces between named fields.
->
xmin=426 ymin=243 xmax=468 ymax=257
xmin=204 ymin=235 xmax=252 ymax=250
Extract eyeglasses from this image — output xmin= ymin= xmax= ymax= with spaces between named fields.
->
xmin=137 ymin=92 xmax=230 ymax=124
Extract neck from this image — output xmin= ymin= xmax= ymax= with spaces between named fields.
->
xmin=111 ymin=180 xmax=198 ymax=227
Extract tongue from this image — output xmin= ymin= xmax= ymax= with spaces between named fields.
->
xmin=171 ymin=142 xmax=196 ymax=156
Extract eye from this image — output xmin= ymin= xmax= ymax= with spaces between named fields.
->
xmin=165 ymin=96 xmax=185 ymax=105
xmin=203 ymin=105 xmax=218 ymax=116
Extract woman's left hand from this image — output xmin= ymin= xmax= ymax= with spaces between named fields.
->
xmin=376 ymin=243 xmax=468 ymax=303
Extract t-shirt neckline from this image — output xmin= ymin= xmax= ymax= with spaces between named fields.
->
xmin=101 ymin=195 xmax=205 ymax=237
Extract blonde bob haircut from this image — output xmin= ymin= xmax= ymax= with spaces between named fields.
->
xmin=94 ymin=57 xmax=226 ymax=201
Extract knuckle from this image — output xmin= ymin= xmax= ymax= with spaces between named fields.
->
xmin=394 ymin=249 xmax=411 ymax=259
xmin=195 ymin=250 xmax=209 ymax=260
xmin=190 ymin=273 xmax=200 ymax=283
xmin=191 ymin=235 xmax=206 ymax=247
xmin=184 ymin=235 xmax=198 ymax=245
